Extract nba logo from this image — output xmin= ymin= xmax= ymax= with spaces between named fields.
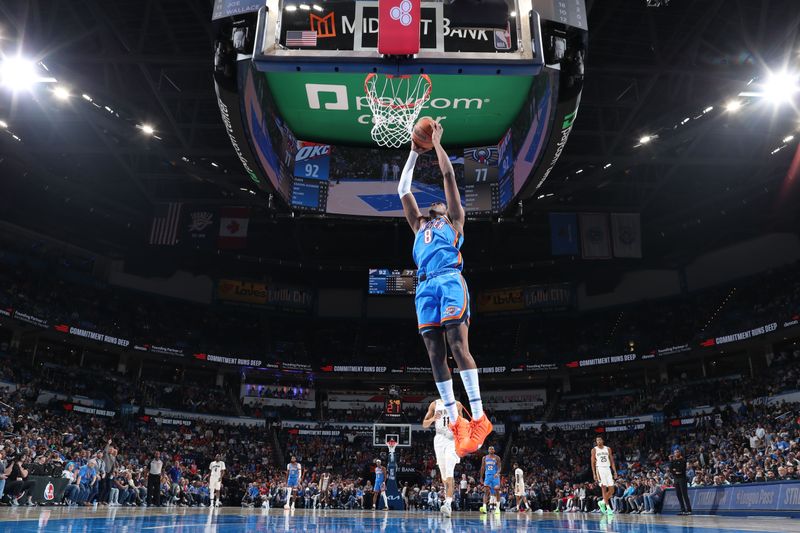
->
xmin=494 ymin=27 xmax=512 ymax=50
xmin=44 ymin=482 xmax=55 ymax=501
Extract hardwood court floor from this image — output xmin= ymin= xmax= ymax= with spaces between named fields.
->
xmin=0 ymin=506 xmax=797 ymax=532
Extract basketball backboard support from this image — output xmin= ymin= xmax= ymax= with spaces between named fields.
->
xmin=373 ymin=423 xmax=412 ymax=447
xmin=254 ymin=0 xmax=543 ymax=75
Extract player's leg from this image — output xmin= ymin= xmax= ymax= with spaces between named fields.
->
xmin=445 ymin=322 xmax=492 ymax=454
xmin=372 ymin=488 xmax=378 ymax=509
xmin=492 ymin=479 xmax=501 ymax=514
xmin=381 ymin=486 xmax=388 ymax=510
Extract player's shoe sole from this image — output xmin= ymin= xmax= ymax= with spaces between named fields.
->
xmin=459 ymin=415 xmax=493 ymax=456
xmin=479 ymin=505 xmax=487 ymax=514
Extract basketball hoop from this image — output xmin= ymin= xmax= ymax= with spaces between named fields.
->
xmin=386 ymin=439 xmax=398 ymax=460
xmin=364 ymin=73 xmax=432 ymax=148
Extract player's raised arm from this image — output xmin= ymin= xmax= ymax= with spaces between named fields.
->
xmin=399 ymin=142 xmax=429 ymax=233
xmin=431 ymin=123 xmax=464 ymax=233
xmin=422 ymin=401 xmax=437 ymax=428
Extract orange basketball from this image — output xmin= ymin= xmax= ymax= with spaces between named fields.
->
xmin=412 ymin=117 xmax=436 ymax=150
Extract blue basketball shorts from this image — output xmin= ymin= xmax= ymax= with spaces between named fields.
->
xmin=484 ymin=475 xmax=500 ymax=492
xmin=415 ymin=270 xmax=470 ymax=334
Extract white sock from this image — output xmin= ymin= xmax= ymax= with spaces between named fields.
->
xmin=459 ymin=369 xmax=484 ymax=419
xmin=435 ymin=379 xmax=460 ymax=422
xmin=382 ymin=493 xmax=388 ymax=507
xmin=445 ymin=497 xmax=453 ymax=504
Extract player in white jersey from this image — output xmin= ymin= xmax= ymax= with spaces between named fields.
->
xmin=511 ymin=462 xmax=529 ymax=512
xmin=591 ymin=436 xmax=617 ymax=515
xmin=208 ymin=454 xmax=226 ymax=508
xmin=423 ymin=398 xmax=465 ymax=517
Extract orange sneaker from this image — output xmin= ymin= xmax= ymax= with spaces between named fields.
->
xmin=461 ymin=414 xmax=493 ymax=456
xmin=449 ymin=416 xmax=471 ymax=457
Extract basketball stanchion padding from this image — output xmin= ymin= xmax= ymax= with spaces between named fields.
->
xmin=378 ymin=0 xmax=421 ymax=56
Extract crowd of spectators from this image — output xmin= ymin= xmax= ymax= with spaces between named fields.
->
xmin=1 ymin=236 xmax=798 ymax=370
xmin=508 ymin=399 xmax=800 ymax=514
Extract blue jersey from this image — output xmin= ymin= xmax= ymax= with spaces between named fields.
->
xmin=484 ymin=456 xmax=498 ymax=478
xmin=412 ymin=216 xmax=463 ymax=277
xmin=375 ymin=466 xmax=385 ymax=486
xmin=287 ymin=462 xmax=301 ymax=486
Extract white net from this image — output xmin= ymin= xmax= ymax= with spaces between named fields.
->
xmin=386 ymin=440 xmax=398 ymax=461
xmin=364 ymin=73 xmax=432 ymax=148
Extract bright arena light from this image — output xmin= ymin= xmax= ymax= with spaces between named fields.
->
xmin=53 ymin=86 xmax=70 ymax=100
xmin=725 ymin=100 xmax=742 ymax=112
xmin=639 ymin=135 xmax=653 ymax=144
xmin=1 ymin=56 xmax=38 ymax=91
xmin=763 ymin=71 xmax=800 ymax=104
xmin=139 ymin=123 xmax=155 ymax=135
xmin=0 ymin=120 xmax=7 ymax=129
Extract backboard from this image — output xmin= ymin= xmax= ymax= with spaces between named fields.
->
xmin=373 ymin=423 xmax=412 ymax=447
xmin=214 ymin=0 xmax=588 ymax=218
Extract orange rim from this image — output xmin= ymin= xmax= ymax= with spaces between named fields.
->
xmin=364 ymin=73 xmax=432 ymax=110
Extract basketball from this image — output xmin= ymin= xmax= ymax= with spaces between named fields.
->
xmin=412 ymin=117 xmax=436 ymax=150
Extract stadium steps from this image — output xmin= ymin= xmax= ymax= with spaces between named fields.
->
xmin=543 ymin=390 xmax=561 ymax=421
xmin=270 ymin=425 xmax=285 ymax=467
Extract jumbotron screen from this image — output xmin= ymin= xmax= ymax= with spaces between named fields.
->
xmin=368 ymin=269 xmax=418 ymax=296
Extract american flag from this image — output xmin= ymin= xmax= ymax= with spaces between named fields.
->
xmin=149 ymin=202 xmax=182 ymax=245
xmin=286 ymin=30 xmax=318 ymax=47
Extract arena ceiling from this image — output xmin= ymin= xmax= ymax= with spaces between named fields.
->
xmin=0 ymin=0 xmax=798 ymax=273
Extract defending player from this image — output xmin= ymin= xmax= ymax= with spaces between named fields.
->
xmin=479 ymin=446 xmax=502 ymax=515
xmin=372 ymin=460 xmax=389 ymax=511
xmin=208 ymin=454 xmax=226 ymax=508
xmin=591 ymin=436 xmax=617 ymax=515
xmin=284 ymin=456 xmax=302 ymax=510
xmin=398 ymin=122 xmax=492 ymax=457
xmin=512 ymin=462 xmax=529 ymax=512
xmin=422 ymin=398 xmax=466 ymax=517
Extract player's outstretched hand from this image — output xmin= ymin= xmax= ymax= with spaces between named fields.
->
xmin=411 ymin=140 xmax=430 ymax=154
xmin=431 ymin=121 xmax=444 ymax=146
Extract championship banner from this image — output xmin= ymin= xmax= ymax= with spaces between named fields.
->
xmin=182 ymin=207 xmax=218 ymax=249
xmin=579 ymin=213 xmax=612 ymax=259
xmin=550 ymin=213 xmax=580 ymax=256
xmin=611 ymin=213 xmax=642 ymax=258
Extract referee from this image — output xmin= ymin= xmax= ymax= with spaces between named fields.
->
xmin=147 ymin=451 xmax=163 ymax=507
xmin=669 ymin=449 xmax=692 ymax=515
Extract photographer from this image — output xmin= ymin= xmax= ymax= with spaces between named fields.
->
xmin=4 ymin=453 xmax=35 ymax=506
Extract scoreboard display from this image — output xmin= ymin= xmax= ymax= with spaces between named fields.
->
xmin=369 ymin=269 xmax=417 ymax=295
xmin=384 ymin=397 xmax=403 ymax=419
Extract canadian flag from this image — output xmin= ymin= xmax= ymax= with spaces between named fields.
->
xmin=218 ymin=207 xmax=250 ymax=249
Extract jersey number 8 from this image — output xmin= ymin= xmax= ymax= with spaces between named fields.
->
xmin=424 ymin=229 xmax=433 ymax=244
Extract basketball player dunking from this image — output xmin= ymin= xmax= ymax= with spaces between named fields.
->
xmin=422 ymin=398 xmax=466 ymax=517
xmin=372 ymin=460 xmax=389 ymax=511
xmin=591 ymin=436 xmax=617 ymax=515
xmin=398 ymin=122 xmax=493 ymax=458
